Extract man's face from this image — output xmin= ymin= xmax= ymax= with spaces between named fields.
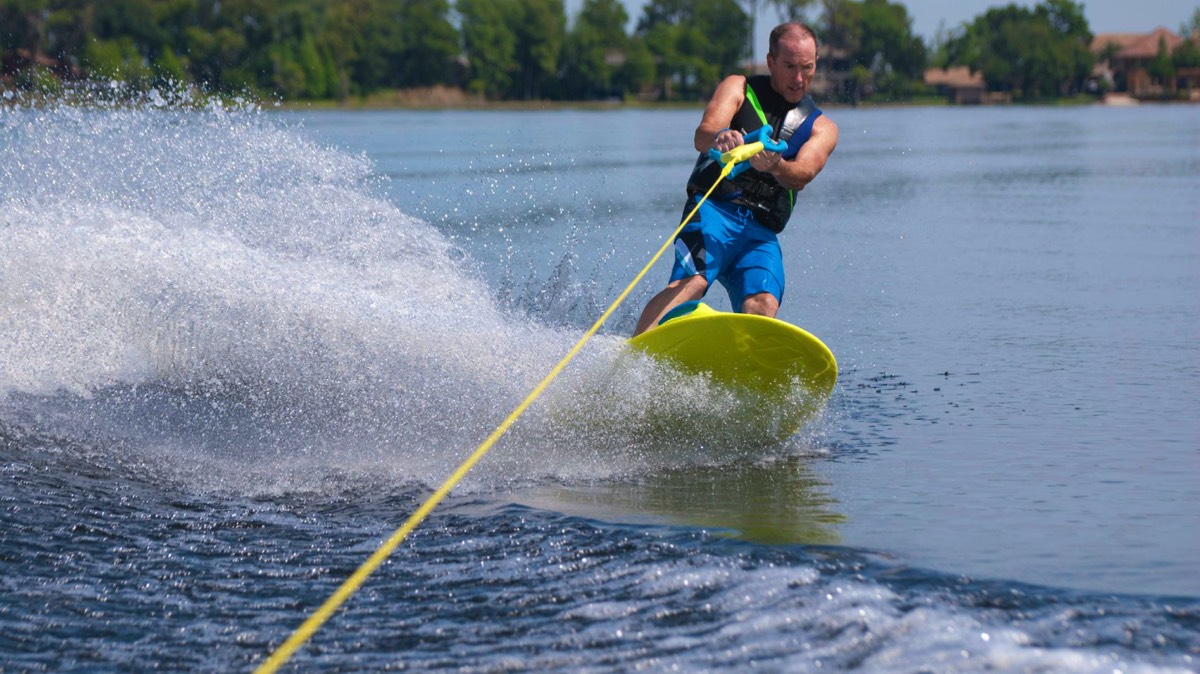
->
xmin=767 ymin=33 xmax=818 ymax=104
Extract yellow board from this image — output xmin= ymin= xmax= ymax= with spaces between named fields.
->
xmin=628 ymin=301 xmax=837 ymax=437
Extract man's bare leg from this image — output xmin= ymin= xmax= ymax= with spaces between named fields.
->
xmin=633 ymin=275 xmax=709 ymax=336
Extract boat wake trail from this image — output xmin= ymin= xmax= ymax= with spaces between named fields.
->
xmin=0 ymin=90 xmax=818 ymax=498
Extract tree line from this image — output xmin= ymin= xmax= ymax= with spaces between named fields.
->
xmin=1 ymin=0 xmax=1196 ymax=104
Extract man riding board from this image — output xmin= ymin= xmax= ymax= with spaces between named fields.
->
xmin=634 ymin=22 xmax=839 ymax=335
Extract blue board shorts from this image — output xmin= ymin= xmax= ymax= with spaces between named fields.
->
xmin=670 ymin=196 xmax=785 ymax=310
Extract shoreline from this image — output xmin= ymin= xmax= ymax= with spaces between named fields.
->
xmin=5 ymin=82 xmax=1194 ymax=112
xmin=274 ymin=96 xmax=1193 ymax=112
xmin=272 ymin=86 xmax=1195 ymax=112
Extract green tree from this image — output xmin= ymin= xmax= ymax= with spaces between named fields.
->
xmin=1097 ymin=40 xmax=1122 ymax=64
xmin=1147 ymin=35 xmax=1175 ymax=86
xmin=1174 ymin=35 xmax=1200 ymax=68
xmin=46 ymin=4 xmax=93 ymax=62
xmin=184 ymin=24 xmax=249 ymax=90
xmin=864 ymin=0 xmax=926 ymax=97
xmin=270 ymin=43 xmax=307 ymax=98
xmin=338 ymin=0 xmax=400 ymax=92
xmin=321 ymin=1 xmax=361 ymax=99
xmin=944 ymin=0 xmax=1093 ymax=100
xmin=396 ymin=0 xmax=458 ymax=87
xmin=94 ymin=0 xmax=167 ymax=52
xmin=508 ymin=0 xmax=567 ymax=99
xmin=822 ymin=0 xmax=925 ymax=102
xmin=3 ymin=0 xmax=84 ymax=92
xmin=1 ymin=1 xmax=45 ymax=56
xmin=821 ymin=0 xmax=859 ymax=55
xmin=6 ymin=0 xmax=831 ymax=102
xmin=153 ymin=0 xmax=202 ymax=51
xmin=1035 ymin=0 xmax=1093 ymax=95
xmin=616 ymin=35 xmax=657 ymax=98
xmin=83 ymin=36 xmax=154 ymax=85
xmin=296 ymin=34 xmax=328 ymax=97
xmin=765 ymin=0 xmax=818 ymax=20
xmin=458 ymin=0 xmax=519 ymax=98
xmin=153 ymin=43 xmax=187 ymax=83
xmin=562 ymin=0 xmax=629 ymax=99
xmin=261 ymin=3 xmax=325 ymax=97
xmin=636 ymin=0 xmax=750 ymax=100
xmin=1173 ymin=27 xmax=1200 ymax=95
xmin=697 ymin=0 xmax=750 ymax=76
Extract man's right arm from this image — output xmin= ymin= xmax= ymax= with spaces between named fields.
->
xmin=693 ymin=75 xmax=747 ymax=153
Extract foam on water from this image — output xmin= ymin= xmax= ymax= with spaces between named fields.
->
xmin=0 ymin=90 xmax=820 ymax=496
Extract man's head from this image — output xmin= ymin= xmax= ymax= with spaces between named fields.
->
xmin=767 ymin=23 xmax=819 ymax=104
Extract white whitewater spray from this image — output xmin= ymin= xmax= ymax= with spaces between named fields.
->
xmin=0 ymin=88 xmax=814 ymax=494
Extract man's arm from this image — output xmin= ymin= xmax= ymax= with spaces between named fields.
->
xmin=755 ymin=115 xmax=839 ymax=191
xmin=693 ymin=75 xmax=747 ymax=152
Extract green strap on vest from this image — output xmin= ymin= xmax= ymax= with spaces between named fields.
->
xmin=743 ymin=83 xmax=795 ymax=209
xmin=745 ymin=83 xmax=769 ymax=126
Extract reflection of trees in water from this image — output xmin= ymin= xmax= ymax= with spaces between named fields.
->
xmin=515 ymin=457 xmax=846 ymax=545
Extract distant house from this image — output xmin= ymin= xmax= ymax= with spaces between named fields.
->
xmin=923 ymin=66 xmax=986 ymax=104
xmin=1091 ymin=27 xmax=1200 ymax=99
xmin=813 ymin=44 xmax=854 ymax=102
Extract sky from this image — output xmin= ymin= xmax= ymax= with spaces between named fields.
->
xmin=564 ymin=0 xmax=1198 ymax=63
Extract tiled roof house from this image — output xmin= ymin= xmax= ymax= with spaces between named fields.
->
xmin=923 ymin=66 xmax=986 ymax=104
xmin=1092 ymin=27 xmax=1200 ymax=98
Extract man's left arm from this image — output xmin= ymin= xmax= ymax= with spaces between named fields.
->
xmin=751 ymin=116 xmax=839 ymax=191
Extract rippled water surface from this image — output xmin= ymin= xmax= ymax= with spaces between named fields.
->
xmin=2 ymin=94 xmax=1197 ymax=672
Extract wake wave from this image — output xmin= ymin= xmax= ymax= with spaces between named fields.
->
xmin=0 ymin=90 xmax=820 ymax=494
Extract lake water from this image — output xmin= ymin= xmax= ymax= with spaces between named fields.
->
xmin=2 ymin=94 xmax=1197 ymax=672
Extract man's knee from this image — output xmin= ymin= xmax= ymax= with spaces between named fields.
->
xmin=669 ymin=275 xmax=709 ymax=296
xmin=741 ymin=292 xmax=779 ymax=317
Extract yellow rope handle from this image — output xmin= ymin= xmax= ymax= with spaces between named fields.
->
xmin=254 ymin=158 xmax=742 ymax=674
xmin=718 ymin=141 xmax=766 ymax=166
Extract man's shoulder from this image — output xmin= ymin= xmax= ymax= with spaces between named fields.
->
xmin=711 ymin=74 xmax=749 ymax=105
xmin=720 ymin=74 xmax=748 ymax=89
xmin=810 ymin=114 xmax=839 ymax=151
